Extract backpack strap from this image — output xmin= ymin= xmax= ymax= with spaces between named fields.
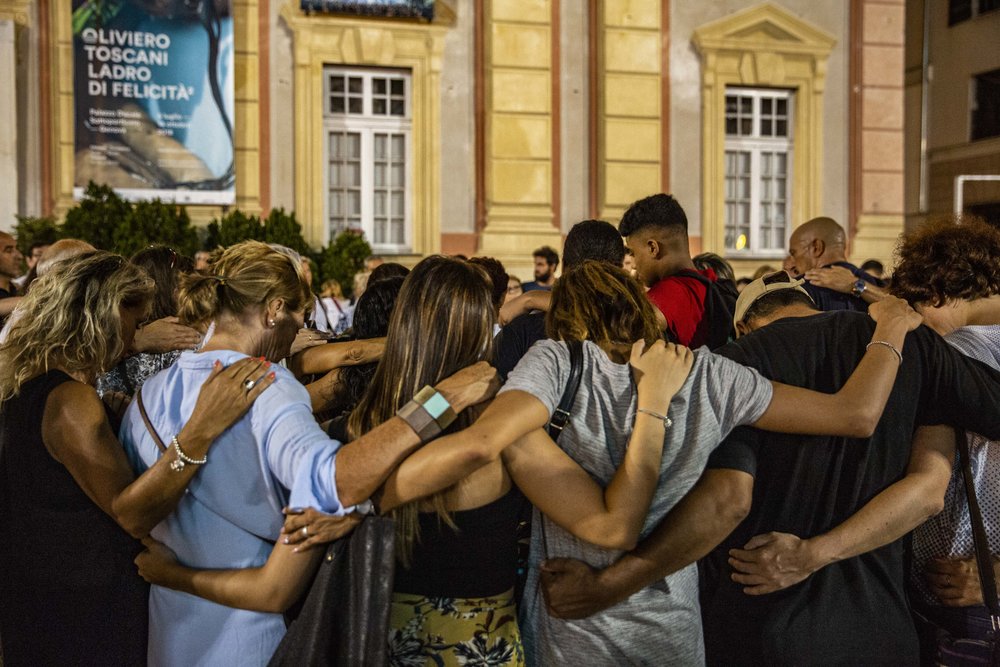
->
xmin=546 ymin=339 xmax=585 ymax=443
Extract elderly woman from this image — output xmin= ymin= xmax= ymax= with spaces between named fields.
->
xmin=0 ymin=251 xmax=271 ymax=666
xmin=120 ymin=243 xmax=496 ymax=666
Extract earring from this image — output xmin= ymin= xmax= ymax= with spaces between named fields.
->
xmin=268 ymin=318 xmax=276 ymax=327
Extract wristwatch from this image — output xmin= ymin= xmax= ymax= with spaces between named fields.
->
xmin=851 ymin=279 xmax=868 ymax=298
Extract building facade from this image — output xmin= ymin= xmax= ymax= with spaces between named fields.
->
xmin=1 ymin=0 xmax=913 ymax=277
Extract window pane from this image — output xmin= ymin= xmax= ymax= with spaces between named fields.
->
xmin=761 ymin=119 xmax=773 ymax=136
xmin=349 ymin=77 xmax=363 ymax=94
xmin=776 ymin=153 xmax=787 ymax=174
xmin=330 ymin=191 xmax=341 ymax=215
xmin=972 ymin=68 xmax=1000 ymax=141
xmin=348 ymin=98 xmax=363 ymax=114
xmin=776 ymin=119 xmax=788 ymax=136
xmin=347 ymin=133 xmax=360 ymax=156
xmin=374 ymin=191 xmax=386 ymax=216
xmin=726 ymin=96 xmax=738 ymax=114
xmin=374 ymin=78 xmax=386 ymax=95
xmin=374 ymin=134 xmax=387 ymax=160
xmin=331 ymin=97 xmax=344 ymax=114
xmin=391 ymin=79 xmax=404 ymax=96
xmin=391 ymin=134 xmax=405 ymax=157
xmin=949 ymin=0 xmax=972 ymax=24
xmin=740 ymin=97 xmax=752 ymax=114
xmin=373 ymin=98 xmax=387 ymax=115
xmin=740 ymin=177 xmax=751 ymax=199
xmin=726 ymin=118 xmax=738 ymax=135
xmin=741 ymin=118 xmax=752 ymax=135
xmin=375 ymin=163 xmax=386 ymax=187
xmin=331 ymin=77 xmax=344 ymax=93
xmin=391 ymin=192 xmax=404 ymax=216
xmin=777 ymin=98 xmax=788 ymax=115
xmin=762 ymin=98 xmax=772 ymax=114
xmin=739 ymin=152 xmax=751 ymax=172
xmin=390 ymin=100 xmax=405 ymax=116
xmin=347 ymin=190 xmax=361 ymax=215
xmin=391 ymin=163 xmax=404 ymax=187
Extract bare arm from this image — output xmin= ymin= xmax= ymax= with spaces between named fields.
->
xmin=287 ymin=338 xmax=385 ymax=377
xmin=804 ymin=266 xmax=887 ymax=305
xmin=333 ymin=361 xmax=500 ymax=507
xmin=752 ymin=297 xmax=921 ymax=437
xmin=0 ymin=295 xmax=21 ymax=316
xmin=44 ymin=358 xmax=276 ymax=538
xmin=134 ymin=514 xmax=360 ymax=612
xmin=499 ymin=290 xmax=551 ymax=326
xmin=541 ymin=469 xmax=753 ymax=619
xmin=728 ymin=424 xmax=953 ymax=595
xmin=501 ymin=343 xmax=694 ymax=550
xmin=305 ymin=367 xmax=345 ymax=413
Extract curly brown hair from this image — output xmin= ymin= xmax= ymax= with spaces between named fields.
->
xmin=890 ymin=216 xmax=1000 ymax=306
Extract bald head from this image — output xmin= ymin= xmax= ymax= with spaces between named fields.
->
xmin=788 ymin=216 xmax=847 ymax=274
xmin=37 ymin=239 xmax=97 ymax=277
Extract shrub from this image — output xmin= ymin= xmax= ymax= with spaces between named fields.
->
xmin=319 ymin=230 xmax=371 ymax=298
xmin=13 ymin=215 xmax=60 ymax=255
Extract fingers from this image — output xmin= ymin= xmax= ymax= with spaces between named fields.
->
xmin=630 ymin=339 xmax=647 ymax=363
xmin=742 ymin=584 xmax=780 ymax=596
xmin=742 ymin=533 xmax=777 ymax=550
xmin=245 ymin=371 xmax=276 ymax=401
xmin=728 ymin=553 xmax=764 ymax=573
xmin=731 ymin=571 xmax=770 ymax=586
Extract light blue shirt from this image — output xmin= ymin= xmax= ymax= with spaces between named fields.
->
xmin=120 ymin=349 xmax=347 ymax=667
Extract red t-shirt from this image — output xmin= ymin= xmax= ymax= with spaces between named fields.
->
xmin=646 ymin=268 xmax=717 ymax=348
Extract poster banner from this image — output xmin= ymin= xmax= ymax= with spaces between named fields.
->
xmin=72 ymin=0 xmax=235 ymax=205
xmin=301 ymin=0 xmax=434 ymax=22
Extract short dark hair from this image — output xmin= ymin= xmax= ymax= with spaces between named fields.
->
xmin=468 ymin=256 xmax=509 ymax=311
xmin=693 ymin=252 xmax=736 ymax=285
xmin=533 ymin=246 xmax=559 ymax=267
xmin=369 ymin=262 xmax=410 ymax=284
xmin=860 ymin=259 xmax=884 ymax=275
xmin=563 ymin=220 xmax=625 ymax=271
xmin=742 ymin=289 xmax=816 ymax=325
xmin=618 ymin=193 xmax=689 ymax=238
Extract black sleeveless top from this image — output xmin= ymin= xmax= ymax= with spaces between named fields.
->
xmin=0 ymin=371 xmax=148 ymax=666
xmin=393 ymin=488 xmax=527 ymax=599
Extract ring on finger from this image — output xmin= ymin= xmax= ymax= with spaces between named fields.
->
xmin=301 ymin=525 xmax=308 ymax=537
xmin=243 ymin=378 xmax=256 ymax=391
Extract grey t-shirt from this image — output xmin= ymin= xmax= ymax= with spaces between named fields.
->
xmin=501 ymin=339 xmax=773 ymax=666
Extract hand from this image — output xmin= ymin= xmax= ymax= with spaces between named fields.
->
xmin=289 ymin=328 xmax=329 ymax=357
xmin=728 ymin=531 xmax=820 ymax=595
xmin=435 ymin=361 xmax=501 ymax=413
xmin=868 ymin=295 xmax=922 ymax=332
xmin=630 ymin=340 xmax=694 ymax=411
xmin=132 ymin=317 xmax=202 ymax=354
xmin=102 ymin=390 xmax=132 ymax=421
xmin=539 ymin=557 xmax=618 ymax=619
xmin=186 ymin=357 xmax=276 ymax=441
xmin=281 ymin=508 xmax=363 ymax=552
xmin=135 ymin=536 xmax=180 ymax=585
xmin=803 ymin=266 xmax=857 ymax=294
xmin=924 ymin=556 xmax=986 ymax=607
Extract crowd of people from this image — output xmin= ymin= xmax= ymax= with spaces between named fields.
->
xmin=1 ymin=192 xmax=1000 ymax=666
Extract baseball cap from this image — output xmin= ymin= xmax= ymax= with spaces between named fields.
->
xmin=733 ymin=271 xmax=814 ymax=327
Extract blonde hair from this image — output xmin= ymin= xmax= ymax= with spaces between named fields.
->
xmin=177 ymin=240 xmax=311 ymax=328
xmin=347 ymin=256 xmax=494 ymax=566
xmin=547 ymin=260 xmax=662 ymax=347
xmin=0 ymin=251 xmax=153 ymax=402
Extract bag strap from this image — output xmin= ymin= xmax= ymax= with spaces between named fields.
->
xmin=136 ymin=387 xmax=168 ymax=454
xmin=546 ymin=339 xmax=584 ymax=442
xmin=956 ymin=426 xmax=1000 ymax=620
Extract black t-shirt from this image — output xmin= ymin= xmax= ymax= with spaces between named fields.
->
xmin=493 ymin=312 xmax=547 ymax=380
xmin=700 ymin=311 xmax=1000 ymax=666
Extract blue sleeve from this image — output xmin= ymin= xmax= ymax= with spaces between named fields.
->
xmin=251 ymin=369 xmax=350 ymax=515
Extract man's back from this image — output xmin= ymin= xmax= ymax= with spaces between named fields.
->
xmin=701 ymin=311 xmax=1000 ymax=666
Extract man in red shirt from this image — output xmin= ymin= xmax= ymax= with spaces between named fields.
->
xmin=619 ymin=193 xmax=723 ymax=348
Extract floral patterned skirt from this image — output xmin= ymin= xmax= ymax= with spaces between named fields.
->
xmin=387 ymin=589 xmax=525 ymax=667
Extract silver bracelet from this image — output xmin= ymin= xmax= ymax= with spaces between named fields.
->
xmin=637 ymin=407 xmax=673 ymax=429
xmin=866 ymin=340 xmax=902 ymax=365
xmin=169 ymin=435 xmax=208 ymax=472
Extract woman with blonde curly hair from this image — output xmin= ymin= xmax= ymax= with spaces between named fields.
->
xmin=0 ymin=251 xmax=272 ymax=667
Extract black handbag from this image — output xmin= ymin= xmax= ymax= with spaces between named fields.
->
xmin=918 ymin=427 xmax=1000 ymax=667
xmin=268 ymin=514 xmax=396 ymax=667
